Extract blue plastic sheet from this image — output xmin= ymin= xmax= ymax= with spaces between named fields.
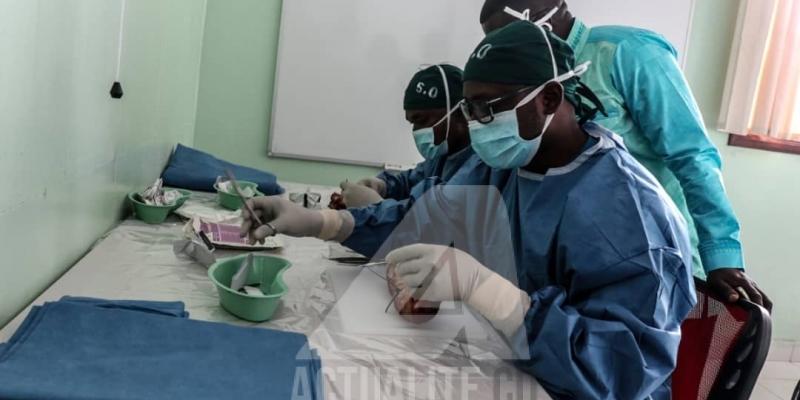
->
xmin=0 ymin=297 xmax=322 ymax=400
xmin=162 ymin=144 xmax=283 ymax=195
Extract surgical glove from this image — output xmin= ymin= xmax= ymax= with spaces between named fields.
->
xmin=356 ymin=177 xmax=387 ymax=197
xmin=386 ymin=244 xmax=531 ymax=337
xmin=240 ymin=196 xmax=354 ymax=243
xmin=340 ymin=181 xmax=383 ymax=208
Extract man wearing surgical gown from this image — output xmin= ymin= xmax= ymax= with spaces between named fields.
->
xmin=480 ymin=0 xmax=771 ymax=309
xmin=338 ymin=65 xmax=474 ymax=208
xmin=242 ymin=21 xmax=696 ymax=399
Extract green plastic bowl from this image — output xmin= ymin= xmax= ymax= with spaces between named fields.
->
xmin=208 ymin=254 xmax=291 ymax=322
xmin=215 ymin=181 xmax=262 ymax=210
xmin=128 ymin=192 xmax=174 ymax=224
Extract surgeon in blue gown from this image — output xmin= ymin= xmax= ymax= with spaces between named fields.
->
xmin=338 ymin=64 xmax=474 ymax=208
xmin=479 ymin=0 xmax=771 ymax=310
xmin=242 ymin=21 xmax=696 ymax=400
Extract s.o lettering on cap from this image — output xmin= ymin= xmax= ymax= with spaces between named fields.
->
xmin=415 ymin=82 xmax=439 ymax=99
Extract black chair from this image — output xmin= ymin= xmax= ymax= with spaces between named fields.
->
xmin=672 ymin=278 xmax=772 ymax=400
xmin=792 ymin=379 xmax=799 ymax=400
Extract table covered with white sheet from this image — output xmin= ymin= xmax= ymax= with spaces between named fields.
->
xmin=0 ymin=183 xmax=549 ymax=400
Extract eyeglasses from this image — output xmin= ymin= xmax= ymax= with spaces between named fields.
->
xmin=460 ymin=86 xmax=536 ymax=124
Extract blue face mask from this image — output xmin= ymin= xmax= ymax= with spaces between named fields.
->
xmin=413 ymin=126 xmax=449 ymax=160
xmin=466 ymin=17 xmax=590 ymax=170
xmin=411 ymin=64 xmax=459 ymax=161
xmin=468 ymin=84 xmax=556 ymax=170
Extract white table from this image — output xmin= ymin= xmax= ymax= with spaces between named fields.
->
xmin=0 ymin=183 xmax=549 ymax=400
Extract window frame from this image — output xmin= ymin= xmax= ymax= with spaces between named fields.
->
xmin=728 ymin=134 xmax=800 ymax=155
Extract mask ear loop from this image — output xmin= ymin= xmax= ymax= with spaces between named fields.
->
xmin=501 ymin=6 xmax=559 ymax=74
xmin=521 ymin=22 xmax=565 ymax=138
xmin=434 ymin=65 xmax=452 ymax=146
xmin=506 ymin=18 xmax=561 ymax=113
xmin=503 ymin=7 xmax=529 ymax=21
xmin=532 ymin=7 xmax=558 ymax=31
xmin=433 ymin=102 xmax=462 ymax=126
xmin=504 ymin=6 xmax=558 ymax=31
xmin=554 ymin=61 xmax=591 ymax=82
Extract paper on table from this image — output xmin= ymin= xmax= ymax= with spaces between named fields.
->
xmin=183 ymin=218 xmax=283 ymax=251
xmin=216 ymin=178 xmax=256 ymax=198
xmin=139 ymin=178 xmax=181 ymax=206
xmin=230 ymin=254 xmax=253 ymax=291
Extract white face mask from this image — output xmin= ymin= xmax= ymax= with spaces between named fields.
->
xmin=412 ymin=65 xmax=456 ymax=160
xmin=468 ymin=82 xmax=558 ymax=169
xmin=467 ymin=20 xmax=591 ymax=170
xmin=413 ymin=111 xmax=451 ymax=160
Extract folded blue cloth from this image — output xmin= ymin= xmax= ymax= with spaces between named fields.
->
xmin=59 ymin=296 xmax=190 ymax=318
xmin=162 ymin=144 xmax=284 ymax=195
xmin=0 ymin=298 xmax=322 ymax=400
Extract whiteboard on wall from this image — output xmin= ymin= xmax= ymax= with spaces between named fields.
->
xmin=269 ymin=0 xmax=695 ymax=167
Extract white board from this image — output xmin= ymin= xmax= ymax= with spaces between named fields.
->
xmin=269 ymin=0 xmax=695 ymax=167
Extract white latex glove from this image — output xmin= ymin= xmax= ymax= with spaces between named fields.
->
xmin=239 ymin=196 xmax=353 ymax=243
xmin=356 ymin=177 xmax=387 ymax=197
xmin=340 ymin=181 xmax=383 ymax=208
xmin=386 ymin=244 xmax=531 ymax=337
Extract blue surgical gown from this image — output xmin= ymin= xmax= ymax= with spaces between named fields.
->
xmin=567 ymin=20 xmax=743 ymax=274
xmin=344 ymin=123 xmax=697 ymax=399
xmin=378 ymin=146 xmax=475 ymax=201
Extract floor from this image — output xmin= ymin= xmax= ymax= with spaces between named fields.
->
xmin=754 ymin=362 xmax=800 ymax=399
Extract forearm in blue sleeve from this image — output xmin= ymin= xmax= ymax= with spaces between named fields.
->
xmin=343 ymin=174 xmax=485 ymax=259
xmin=511 ymin=250 xmax=695 ymax=399
xmin=612 ymin=39 xmax=744 ymax=270
xmin=342 ymin=199 xmax=412 ymax=258
xmin=377 ymin=162 xmax=429 ymax=201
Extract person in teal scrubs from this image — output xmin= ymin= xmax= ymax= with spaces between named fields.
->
xmin=479 ymin=0 xmax=771 ymax=310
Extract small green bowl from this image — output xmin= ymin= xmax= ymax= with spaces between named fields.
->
xmin=215 ymin=181 xmax=262 ymax=210
xmin=208 ymin=254 xmax=291 ymax=322
xmin=128 ymin=192 xmax=174 ymax=224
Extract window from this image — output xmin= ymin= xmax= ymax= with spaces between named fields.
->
xmin=719 ymin=0 xmax=800 ymax=154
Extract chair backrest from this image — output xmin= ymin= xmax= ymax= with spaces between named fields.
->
xmin=792 ymin=379 xmax=800 ymax=400
xmin=672 ymin=278 xmax=772 ymax=400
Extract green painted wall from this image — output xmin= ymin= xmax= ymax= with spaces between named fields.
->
xmin=196 ymin=0 xmax=798 ymax=339
xmin=0 ymin=0 xmax=207 ymax=326
xmin=685 ymin=0 xmax=800 ymax=340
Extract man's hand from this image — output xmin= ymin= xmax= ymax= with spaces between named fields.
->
xmin=707 ymin=268 xmax=773 ymax=312
xmin=340 ymin=181 xmax=383 ymax=208
xmin=386 ymin=244 xmax=491 ymax=303
xmin=239 ymin=196 xmax=324 ymax=243
xmin=357 ymin=177 xmax=387 ymax=197
xmin=386 ymin=244 xmax=531 ymax=337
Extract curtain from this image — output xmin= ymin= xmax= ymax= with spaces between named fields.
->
xmin=719 ymin=0 xmax=800 ymax=140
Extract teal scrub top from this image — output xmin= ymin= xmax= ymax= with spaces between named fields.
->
xmin=567 ymin=20 xmax=744 ymax=274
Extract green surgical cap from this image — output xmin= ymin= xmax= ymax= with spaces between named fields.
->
xmin=464 ymin=20 xmax=605 ymax=122
xmin=465 ymin=20 xmax=576 ymax=87
xmin=404 ymin=64 xmax=464 ymax=111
